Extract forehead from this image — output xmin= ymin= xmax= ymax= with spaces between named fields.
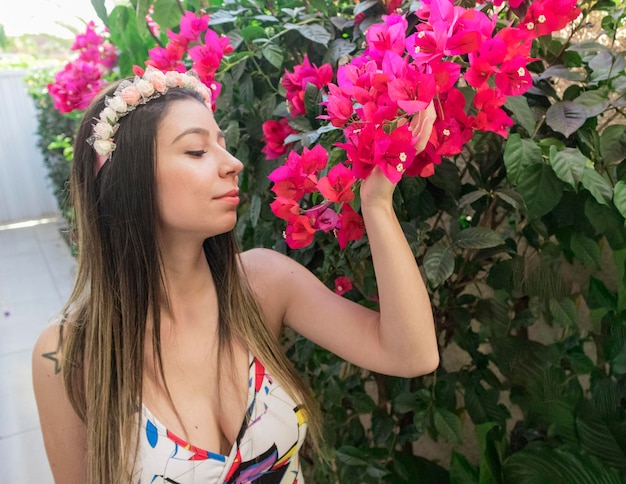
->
xmin=157 ymin=98 xmax=215 ymax=141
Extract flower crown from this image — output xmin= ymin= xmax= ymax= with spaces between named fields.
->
xmin=88 ymin=66 xmax=213 ymax=161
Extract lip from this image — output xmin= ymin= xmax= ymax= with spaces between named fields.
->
xmin=215 ymin=189 xmax=240 ymax=204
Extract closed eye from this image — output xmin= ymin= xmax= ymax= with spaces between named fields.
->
xmin=186 ymin=150 xmax=207 ymax=158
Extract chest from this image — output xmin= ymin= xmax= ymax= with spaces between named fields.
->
xmin=142 ymin=330 xmax=250 ymax=456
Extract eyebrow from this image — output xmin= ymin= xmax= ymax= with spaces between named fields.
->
xmin=171 ymin=127 xmax=226 ymax=145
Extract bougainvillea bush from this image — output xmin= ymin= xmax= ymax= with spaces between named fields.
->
xmin=39 ymin=0 xmax=626 ymax=481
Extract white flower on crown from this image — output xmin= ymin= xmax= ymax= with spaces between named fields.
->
xmin=136 ymin=79 xmax=155 ymax=98
xmin=108 ymin=95 xmax=128 ymax=113
xmin=93 ymin=121 xmax=114 ymax=140
xmin=93 ymin=139 xmax=116 ymax=156
xmin=99 ymin=106 xmax=117 ymax=124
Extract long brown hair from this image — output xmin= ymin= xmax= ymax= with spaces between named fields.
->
xmin=60 ymin=82 xmax=321 ymax=482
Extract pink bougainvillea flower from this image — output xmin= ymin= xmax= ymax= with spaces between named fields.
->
xmin=384 ymin=51 xmax=437 ymax=115
xmin=334 ymin=276 xmax=353 ymax=295
xmin=282 ymin=56 xmax=333 ymax=116
xmin=71 ymin=21 xmax=102 ymax=50
xmin=262 ymin=118 xmax=297 ymax=160
xmin=495 ymin=55 xmax=533 ymax=96
xmin=179 ymin=10 xmax=210 ymax=42
xmin=430 ymin=61 xmax=461 ymax=93
xmin=363 ymin=13 xmax=408 ymax=63
xmin=268 ymin=150 xmax=318 ymax=200
xmin=496 ymin=26 xmax=533 ymax=61
xmin=299 ymin=144 xmax=329 ymax=175
xmin=317 ymin=163 xmax=356 ymax=203
xmin=474 ymin=108 xmax=514 ymax=137
xmin=306 ymin=203 xmax=339 ymax=232
xmin=146 ymin=46 xmax=186 ymax=72
xmin=270 ymin=197 xmax=301 ymax=221
xmin=336 ymin=204 xmax=365 ymax=249
xmin=374 ymin=124 xmax=419 ymax=183
xmin=47 ymin=60 xmax=106 ymax=113
xmin=405 ymin=142 xmax=441 ymax=177
xmin=285 ymin=215 xmax=316 ymax=248
xmin=522 ymin=0 xmax=582 ymax=38
xmin=337 ymin=124 xmax=378 ymax=180
xmin=320 ymin=83 xmax=354 ymax=127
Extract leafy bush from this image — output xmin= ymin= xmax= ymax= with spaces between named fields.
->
xmin=41 ymin=0 xmax=626 ymax=481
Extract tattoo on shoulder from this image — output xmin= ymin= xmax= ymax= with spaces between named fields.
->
xmin=41 ymin=330 xmax=63 ymax=375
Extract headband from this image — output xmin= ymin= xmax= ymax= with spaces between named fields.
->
xmin=87 ymin=66 xmax=213 ymax=173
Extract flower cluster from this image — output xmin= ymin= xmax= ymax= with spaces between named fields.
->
xmin=48 ymin=21 xmax=117 ymax=113
xmin=88 ymin=66 xmax=212 ymax=160
xmin=265 ymin=0 xmax=582 ymax=250
xmin=145 ymin=10 xmax=234 ymax=106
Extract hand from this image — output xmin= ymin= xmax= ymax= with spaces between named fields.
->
xmin=360 ymin=101 xmax=437 ymax=210
xmin=410 ymin=100 xmax=437 ymax=155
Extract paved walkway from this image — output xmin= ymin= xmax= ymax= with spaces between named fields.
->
xmin=0 ymin=217 xmax=76 ymax=483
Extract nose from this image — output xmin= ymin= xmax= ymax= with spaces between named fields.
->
xmin=221 ymin=150 xmax=244 ymax=178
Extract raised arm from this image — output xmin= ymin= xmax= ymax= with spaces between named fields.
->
xmin=243 ymin=108 xmax=439 ymax=378
xmin=32 ymin=324 xmax=87 ymax=483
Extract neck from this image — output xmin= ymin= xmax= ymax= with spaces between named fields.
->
xmin=157 ymin=236 xmax=215 ymax=325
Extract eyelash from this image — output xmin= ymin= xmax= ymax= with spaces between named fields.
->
xmin=186 ymin=150 xmax=207 ymax=158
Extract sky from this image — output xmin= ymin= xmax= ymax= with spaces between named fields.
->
xmin=2 ymin=0 xmax=116 ymax=38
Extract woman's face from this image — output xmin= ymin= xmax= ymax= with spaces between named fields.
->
xmin=155 ymin=98 xmax=243 ymax=241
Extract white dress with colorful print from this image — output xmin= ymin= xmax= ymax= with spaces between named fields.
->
xmin=133 ymin=354 xmax=307 ymax=483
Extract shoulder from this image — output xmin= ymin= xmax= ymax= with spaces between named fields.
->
xmin=32 ymin=322 xmax=64 ymax=381
xmin=238 ymin=248 xmax=305 ymax=334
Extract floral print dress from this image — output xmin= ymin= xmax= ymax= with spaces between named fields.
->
xmin=133 ymin=354 xmax=307 ymax=483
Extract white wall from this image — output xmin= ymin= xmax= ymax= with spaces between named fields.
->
xmin=0 ymin=70 xmax=59 ymax=225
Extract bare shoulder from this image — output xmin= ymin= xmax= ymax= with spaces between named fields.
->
xmin=32 ymin=321 xmax=87 ymax=483
xmin=239 ymin=247 xmax=295 ymax=277
xmin=32 ymin=322 xmax=64 ymax=380
xmin=238 ymin=248 xmax=300 ymax=334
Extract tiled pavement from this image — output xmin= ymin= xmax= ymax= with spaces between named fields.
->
xmin=0 ymin=217 xmax=76 ymax=483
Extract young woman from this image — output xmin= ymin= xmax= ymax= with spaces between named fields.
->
xmin=32 ymin=67 xmax=439 ymax=483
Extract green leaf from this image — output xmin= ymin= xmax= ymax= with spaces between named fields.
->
xmin=600 ymin=125 xmax=626 ymax=164
xmin=504 ymin=96 xmax=536 ymax=134
xmin=304 ymin=82 xmax=320 ymax=119
xmin=549 ymin=297 xmax=579 ymax=326
xmin=516 ymin=163 xmax=564 ymax=219
xmin=536 ymin=64 xmax=586 ymax=81
xmin=570 ymin=232 xmax=601 ymax=269
xmin=297 ymin=24 xmax=332 ymax=45
xmin=577 ymin=411 xmax=626 ymax=471
xmin=455 ymin=227 xmax=505 ymax=249
xmin=546 ymin=101 xmax=588 ymax=138
xmin=613 ymin=181 xmax=626 ymax=219
xmin=573 ymin=88 xmax=610 ymax=117
xmin=581 ymin=167 xmax=613 ymax=205
xmin=433 ymin=407 xmax=463 ymax=444
xmin=495 ymin=189 xmax=525 ymax=210
xmin=249 ymin=194 xmax=261 ymax=227
xmin=150 ymin=0 xmax=181 ymax=35
xmin=585 ymin=200 xmax=626 ymax=250
xmin=475 ymin=422 xmax=505 ymax=484
xmin=210 ymin=10 xmax=238 ymax=25
xmin=502 ymin=444 xmax=626 ymax=484
xmin=459 ymin=190 xmax=487 ymax=208
xmin=335 ymin=446 xmax=369 ymax=467
xmin=90 ymin=0 xmax=109 ymax=27
xmin=262 ymin=43 xmax=283 ymax=69
xmin=587 ymin=277 xmax=617 ymax=311
xmin=354 ymin=0 xmax=378 ymax=15
xmin=324 ymin=38 xmax=357 ymax=63
xmin=548 ymin=147 xmax=587 ymax=188
xmin=450 ymin=451 xmax=479 ymax=484
xmin=423 ymin=244 xmax=455 ymax=287
xmin=503 ymin=134 xmax=543 ymax=185
xmin=241 ymin=25 xmax=266 ymax=42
